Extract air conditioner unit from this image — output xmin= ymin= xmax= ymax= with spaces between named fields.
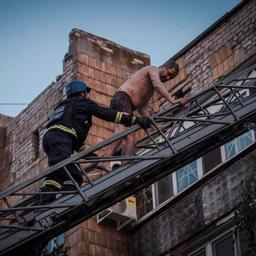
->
xmin=97 ymin=196 xmax=137 ymax=230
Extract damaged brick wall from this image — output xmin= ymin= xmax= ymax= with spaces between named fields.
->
xmin=70 ymin=29 xmax=150 ymax=152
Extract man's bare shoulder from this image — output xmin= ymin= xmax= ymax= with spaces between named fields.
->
xmin=134 ymin=65 xmax=159 ymax=76
xmin=142 ymin=65 xmax=159 ymax=71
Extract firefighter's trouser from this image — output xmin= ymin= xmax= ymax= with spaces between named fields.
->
xmin=42 ymin=129 xmax=83 ymax=189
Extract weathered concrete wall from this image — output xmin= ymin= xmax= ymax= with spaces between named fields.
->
xmin=133 ymin=150 xmax=255 ymax=256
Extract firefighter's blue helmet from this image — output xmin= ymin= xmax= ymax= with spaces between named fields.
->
xmin=64 ymin=80 xmax=91 ymax=97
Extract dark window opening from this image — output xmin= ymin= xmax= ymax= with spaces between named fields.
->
xmin=32 ymin=130 xmax=40 ymax=161
xmin=156 ymin=174 xmax=173 ymax=205
xmin=202 ymin=147 xmax=222 ymax=174
xmin=212 ymin=233 xmax=235 ymax=256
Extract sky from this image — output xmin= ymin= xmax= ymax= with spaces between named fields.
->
xmin=0 ymin=0 xmax=242 ymax=117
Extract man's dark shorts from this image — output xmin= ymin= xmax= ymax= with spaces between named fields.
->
xmin=110 ymin=91 xmax=135 ymax=114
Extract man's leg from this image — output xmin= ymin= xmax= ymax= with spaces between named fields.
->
xmin=121 ymin=134 xmax=136 ymax=164
xmin=101 ymin=91 xmax=134 ymax=171
xmin=101 ymin=124 xmax=128 ymax=170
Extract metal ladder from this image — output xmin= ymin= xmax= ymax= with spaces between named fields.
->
xmin=0 ymin=60 xmax=256 ymax=255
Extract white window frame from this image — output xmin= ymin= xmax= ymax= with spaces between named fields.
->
xmin=152 ymin=183 xmax=157 ymax=208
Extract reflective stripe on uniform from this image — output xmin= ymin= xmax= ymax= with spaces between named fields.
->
xmin=46 ymin=124 xmax=77 ymax=138
xmin=63 ymin=180 xmax=75 ymax=185
xmin=115 ymin=112 xmax=123 ymax=123
xmin=43 ymin=179 xmax=62 ymax=190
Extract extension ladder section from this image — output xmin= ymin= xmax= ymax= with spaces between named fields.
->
xmin=0 ymin=60 xmax=256 ymax=255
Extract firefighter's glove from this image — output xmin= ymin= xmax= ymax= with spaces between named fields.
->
xmin=119 ymin=112 xmax=151 ymax=128
xmin=79 ymin=145 xmax=87 ymax=152
xmin=134 ymin=116 xmax=152 ymax=129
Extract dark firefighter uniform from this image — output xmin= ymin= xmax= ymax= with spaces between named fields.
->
xmin=42 ymin=95 xmax=138 ymax=199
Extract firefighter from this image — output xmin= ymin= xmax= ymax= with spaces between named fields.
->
xmin=41 ymin=80 xmax=151 ymax=203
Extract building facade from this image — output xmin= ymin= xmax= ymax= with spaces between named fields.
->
xmin=0 ymin=0 xmax=256 ymax=255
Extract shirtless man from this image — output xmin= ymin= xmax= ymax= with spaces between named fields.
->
xmin=102 ymin=61 xmax=188 ymax=170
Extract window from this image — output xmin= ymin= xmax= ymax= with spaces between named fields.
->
xmin=44 ymin=233 xmax=65 ymax=254
xmin=136 ymin=129 xmax=255 ymax=220
xmin=212 ymin=233 xmax=235 ymax=256
xmin=189 ymin=231 xmax=237 ymax=256
xmin=176 ymin=160 xmax=202 ymax=193
xmin=155 ymin=174 xmax=173 ymax=206
xmin=136 ymin=186 xmax=153 ymax=219
xmin=202 ymin=147 xmax=222 ymax=174
xmin=224 ymin=131 xmax=254 ymax=160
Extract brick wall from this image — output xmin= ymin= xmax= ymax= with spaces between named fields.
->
xmin=66 ymin=218 xmax=133 ymax=256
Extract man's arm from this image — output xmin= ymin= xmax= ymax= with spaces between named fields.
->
xmin=137 ymin=93 xmax=160 ymax=116
xmin=148 ymin=67 xmax=188 ymax=106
